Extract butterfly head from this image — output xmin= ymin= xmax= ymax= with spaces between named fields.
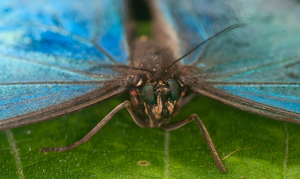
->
xmin=130 ymin=78 xmax=184 ymax=126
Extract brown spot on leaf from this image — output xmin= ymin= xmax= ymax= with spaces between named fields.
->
xmin=137 ymin=160 xmax=150 ymax=166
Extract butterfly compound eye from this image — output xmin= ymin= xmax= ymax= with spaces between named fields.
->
xmin=167 ymin=79 xmax=182 ymax=101
xmin=141 ymin=84 xmax=155 ymax=105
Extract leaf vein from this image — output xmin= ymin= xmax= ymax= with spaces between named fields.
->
xmin=283 ymin=122 xmax=289 ymax=179
xmin=164 ymin=131 xmax=170 ymax=179
xmin=5 ymin=130 xmax=24 ymax=179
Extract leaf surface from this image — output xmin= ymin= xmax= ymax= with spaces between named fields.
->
xmin=1 ymin=94 xmax=300 ymax=178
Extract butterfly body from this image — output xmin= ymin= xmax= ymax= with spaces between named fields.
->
xmin=125 ymin=3 xmax=188 ymax=127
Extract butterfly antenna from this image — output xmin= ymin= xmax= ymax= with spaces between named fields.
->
xmin=164 ymin=23 xmax=246 ymax=73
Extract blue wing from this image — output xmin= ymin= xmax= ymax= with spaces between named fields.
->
xmin=0 ymin=0 xmax=130 ymax=130
xmin=156 ymin=0 xmax=300 ymax=122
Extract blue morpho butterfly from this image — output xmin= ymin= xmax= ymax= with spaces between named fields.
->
xmin=0 ymin=0 xmax=300 ymax=173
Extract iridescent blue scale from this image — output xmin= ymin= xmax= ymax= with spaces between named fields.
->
xmin=158 ymin=0 xmax=300 ymax=120
xmin=0 ymin=0 xmax=299 ymax=144
xmin=0 ymin=0 xmax=128 ymax=127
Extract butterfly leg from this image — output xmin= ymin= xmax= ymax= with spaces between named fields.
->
xmin=180 ymin=93 xmax=197 ymax=108
xmin=170 ymin=93 xmax=196 ymax=117
xmin=161 ymin=114 xmax=226 ymax=173
xmin=40 ymin=100 xmax=148 ymax=153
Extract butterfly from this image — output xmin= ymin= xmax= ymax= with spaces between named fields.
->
xmin=0 ymin=0 xmax=299 ymax=174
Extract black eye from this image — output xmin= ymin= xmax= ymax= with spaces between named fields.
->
xmin=167 ymin=79 xmax=181 ymax=101
xmin=141 ymin=84 xmax=155 ymax=105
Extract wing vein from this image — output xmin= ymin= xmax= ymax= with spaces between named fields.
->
xmin=202 ymin=55 xmax=300 ymax=80
xmin=209 ymin=82 xmax=300 ymax=86
xmin=189 ymin=84 xmax=300 ymax=122
xmin=91 ymin=7 xmax=121 ymax=65
xmin=0 ymin=81 xmax=104 ymax=85
xmin=0 ymin=54 xmax=116 ymax=80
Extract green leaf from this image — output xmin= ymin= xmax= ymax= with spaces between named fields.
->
xmin=1 ymin=94 xmax=300 ymax=178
